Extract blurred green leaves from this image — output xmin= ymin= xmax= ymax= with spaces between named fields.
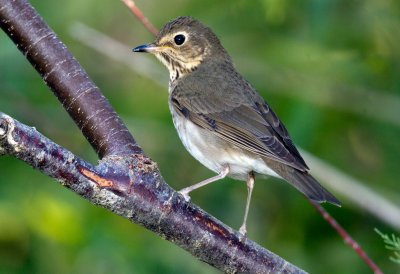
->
xmin=23 ymin=195 xmax=84 ymax=245
xmin=262 ymin=0 xmax=287 ymax=25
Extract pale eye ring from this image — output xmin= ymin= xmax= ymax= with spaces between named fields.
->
xmin=174 ymin=34 xmax=186 ymax=45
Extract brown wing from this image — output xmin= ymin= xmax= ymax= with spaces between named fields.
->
xmin=171 ymin=85 xmax=309 ymax=171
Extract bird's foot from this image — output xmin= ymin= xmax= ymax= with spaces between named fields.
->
xmin=238 ymin=225 xmax=248 ymax=242
xmin=178 ymin=190 xmax=191 ymax=202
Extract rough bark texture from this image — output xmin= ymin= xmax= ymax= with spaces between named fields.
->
xmin=0 ymin=0 xmax=140 ymax=158
xmin=0 ymin=113 xmax=305 ymax=274
xmin=0 ymin=0 xmax=307 ymax=273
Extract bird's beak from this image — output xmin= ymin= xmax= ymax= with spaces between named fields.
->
xmin=132 ymin=43 xmax=158 ymax=53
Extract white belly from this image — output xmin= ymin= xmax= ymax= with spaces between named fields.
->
xmin=169 ymin=106 xmax=281 ymax=181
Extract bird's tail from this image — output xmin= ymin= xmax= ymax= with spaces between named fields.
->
xmin=277 ymin=167 xmax=341 ymax=206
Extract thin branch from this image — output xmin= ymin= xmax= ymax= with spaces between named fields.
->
xmin=310 ymin=202 xmax=383 ymax=274
xmin=0 ymin=112 xmax=306 ymax=274
xmin=301 ymin=150 xmax=400 ymax=230
xmin=121 ymin=0 xmax=158 ymax=36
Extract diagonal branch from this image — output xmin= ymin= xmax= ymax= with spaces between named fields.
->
xmin=0 ymin=0 xmax=140 ymax=158
xmin=121 ymin=0 xmax=158 ymax=36
xmin=0 ymin=113 xmax=305 ymax=274
xmin=310 ymin=201 xmax=383 ymax=274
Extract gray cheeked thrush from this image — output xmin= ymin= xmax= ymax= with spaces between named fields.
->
xmin=133 ymin=16 xmax=340 ymax=235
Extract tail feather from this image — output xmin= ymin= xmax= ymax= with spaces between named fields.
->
xmin=277 ymin=167 xmax=341 ymax=206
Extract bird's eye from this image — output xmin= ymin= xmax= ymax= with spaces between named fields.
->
xmin=174 ymin=34 xmax=186 ymax=45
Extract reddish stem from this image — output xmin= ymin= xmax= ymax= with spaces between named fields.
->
xmin=310 ymin=201 xmax=383 ymax=274
xmin=121 ymin=0 xmax=158 ymax=36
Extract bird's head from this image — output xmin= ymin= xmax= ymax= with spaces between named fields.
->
xmin=133 ymin=16 xmax=228 ymax=80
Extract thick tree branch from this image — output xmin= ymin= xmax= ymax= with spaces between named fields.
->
xmin=0 ymin=0 xmax=140 ymax=158
xmin=0 ymin=0 xmax=307 ymax=272
xmin=0 ymin=112 xmax=305 ymax=274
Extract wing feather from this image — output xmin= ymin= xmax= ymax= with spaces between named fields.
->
xmin=171 ymin=90 xmax=308 ymax=171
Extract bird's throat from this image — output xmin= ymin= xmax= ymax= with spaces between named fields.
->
xmin=155 ymin=52 xmax=202 ymax=82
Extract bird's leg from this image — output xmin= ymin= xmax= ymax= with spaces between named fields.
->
xmin=239 ymin=172 xmax=255 ymax=236
xmin=178 ymin=165 xmax=230 ymax=201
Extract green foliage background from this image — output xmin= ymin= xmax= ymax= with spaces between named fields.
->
xmin=1 ymin=0 xmax=399 ymax=273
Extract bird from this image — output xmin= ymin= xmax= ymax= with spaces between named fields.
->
xmin=133 ymin=16 xmax=340 ymax=235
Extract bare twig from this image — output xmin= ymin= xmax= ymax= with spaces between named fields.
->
xmin=310 ymin=202 xmax=383 ymax=274
xmin=302 ymin=150 xmax=400 ymax=230
xmin=121 ymin=0 xmax=158 ymax=36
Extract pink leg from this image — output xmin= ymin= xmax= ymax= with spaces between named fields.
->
xmin=239 ymin=172 xmax=255 ymax=236
xmin=179 ymin=165 xmax=230 ymax=201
